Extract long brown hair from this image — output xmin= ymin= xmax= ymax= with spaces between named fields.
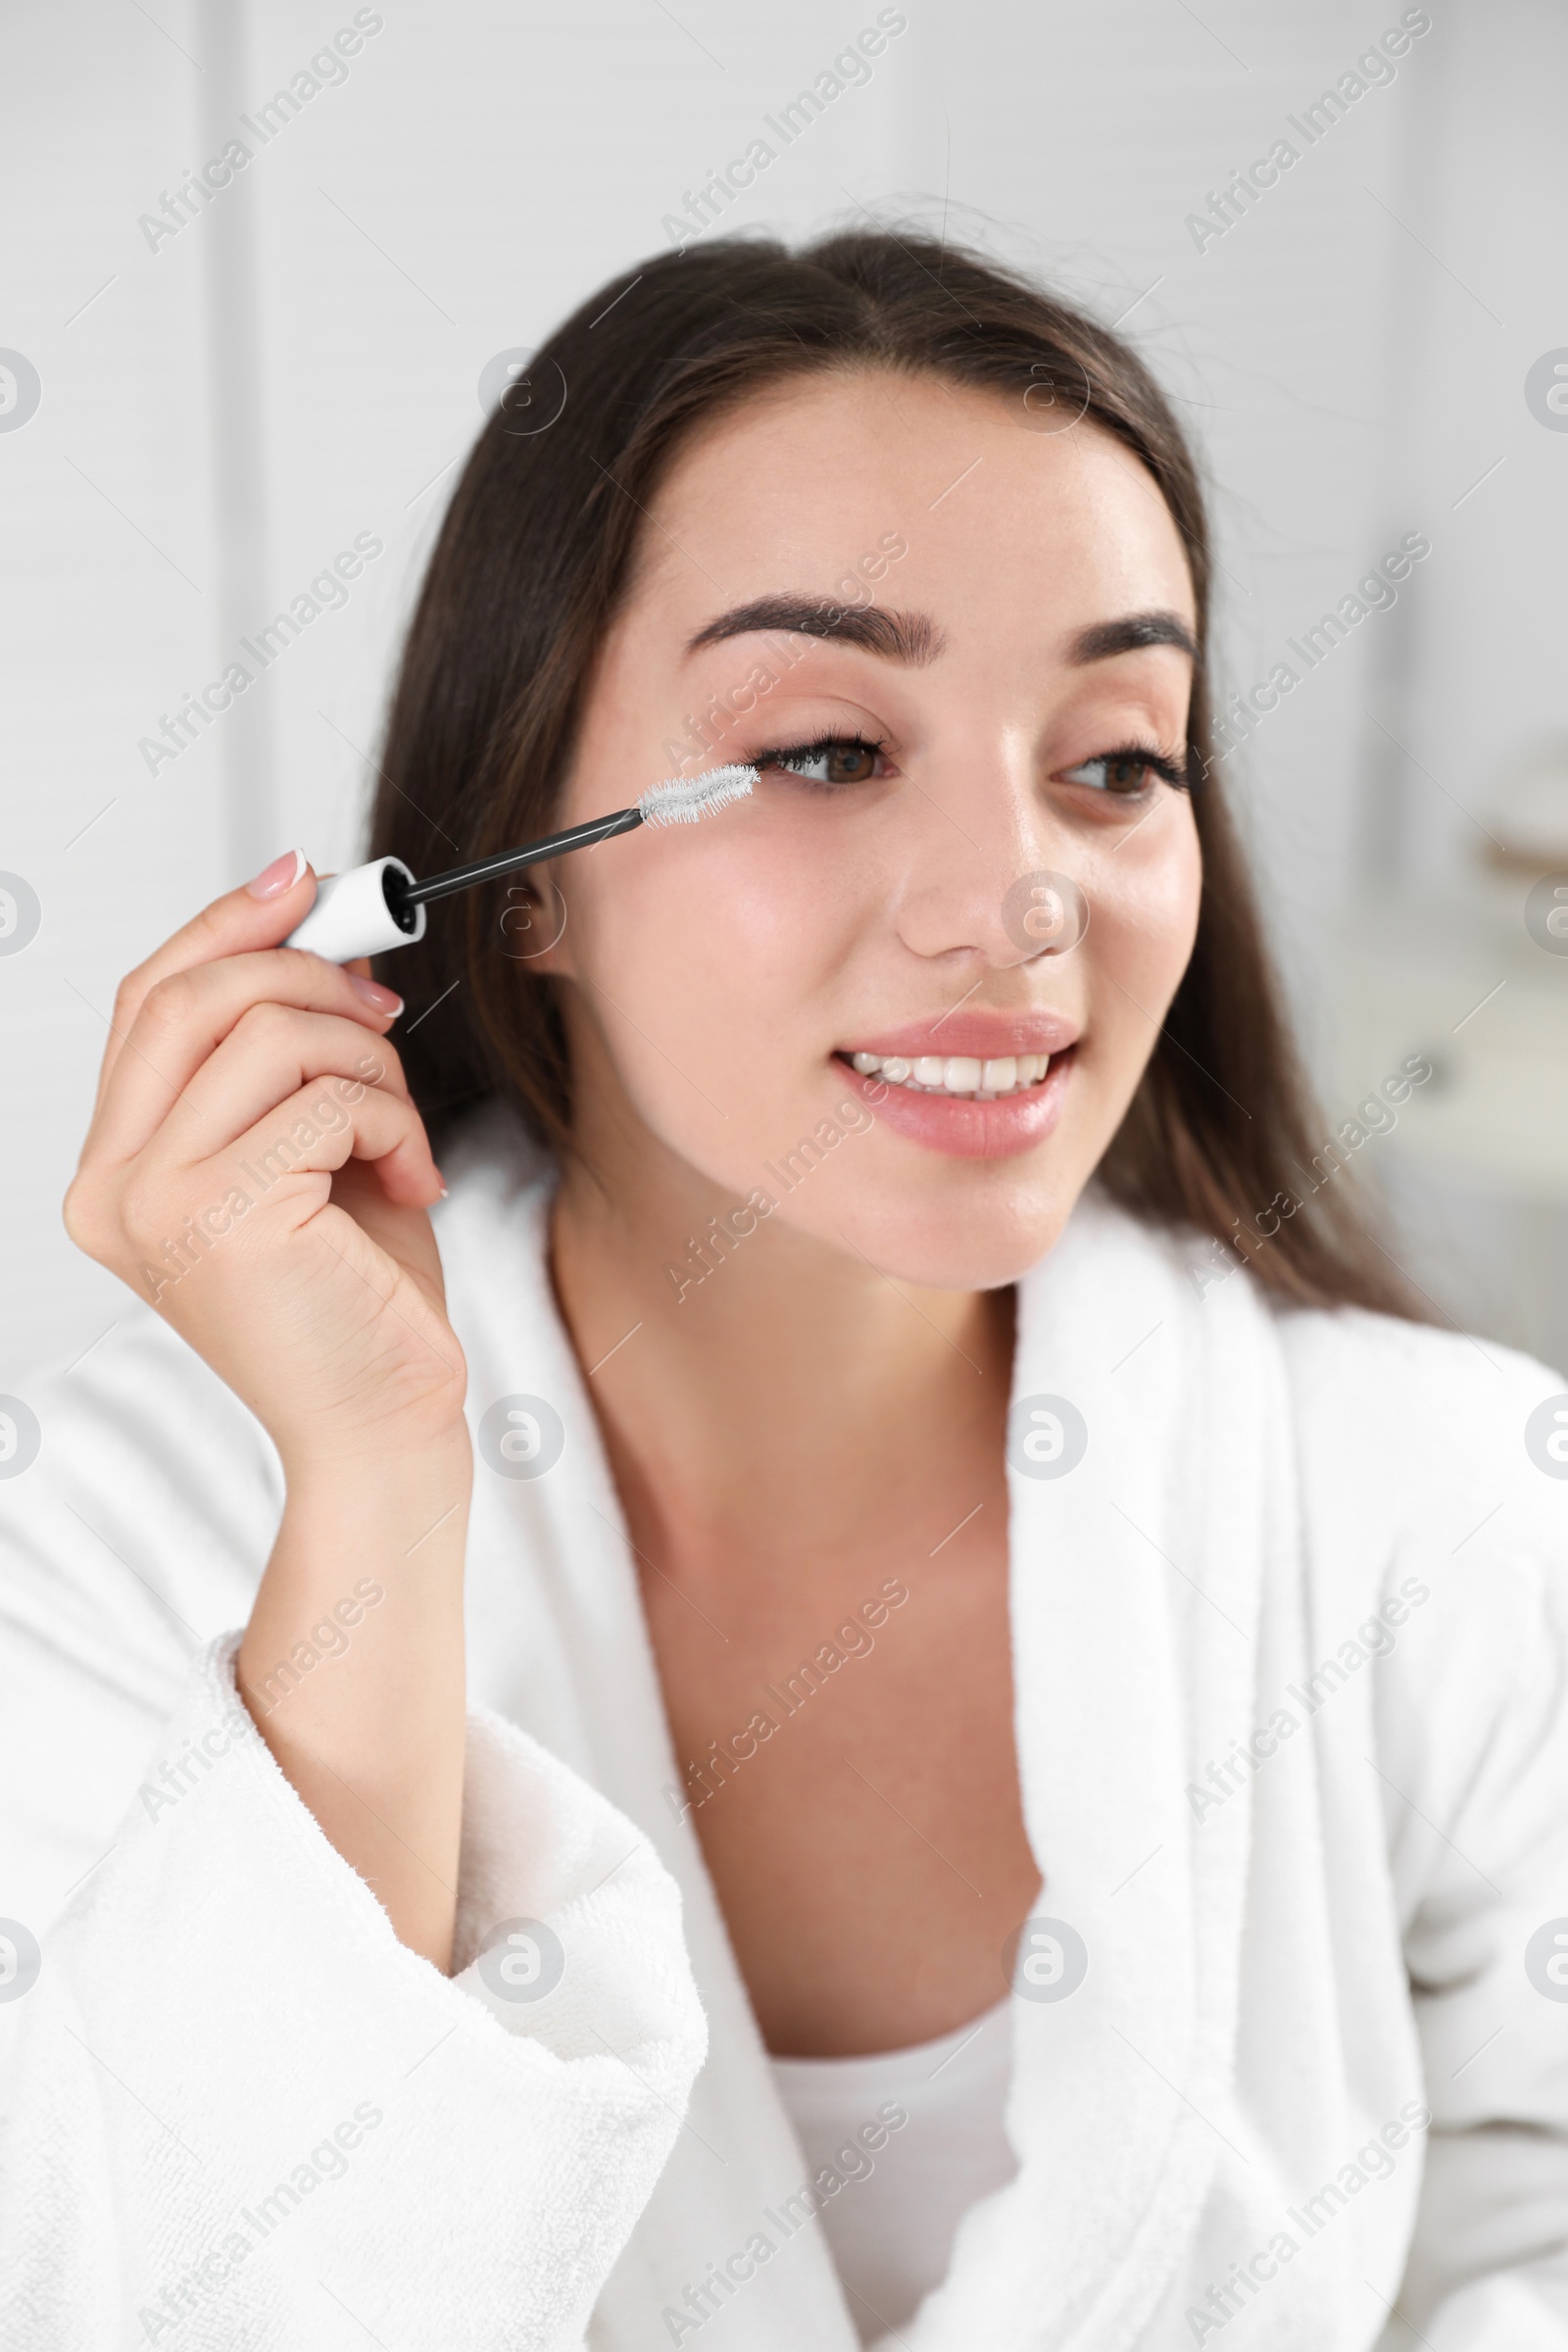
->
xmin=368 ymin=228 xmax=1419 ymax=1319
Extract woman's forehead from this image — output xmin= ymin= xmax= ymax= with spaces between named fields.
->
xmin=624 ymin=373 xmax=1196 ymax=643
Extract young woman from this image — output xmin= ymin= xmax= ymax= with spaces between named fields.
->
xmin=3 ymin=233 xmax=1565 ymax=2352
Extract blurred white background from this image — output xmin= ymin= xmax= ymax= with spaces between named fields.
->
xmin=3 ymin=0 xmax=1566 ymax=1383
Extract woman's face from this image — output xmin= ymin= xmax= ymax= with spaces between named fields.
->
xmin=533 ymin=368 xmax=1201 ymax=1290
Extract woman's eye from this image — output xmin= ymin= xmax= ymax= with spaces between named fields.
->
xmin=761 ymin=739 xmax=886 ymax=787
xmin=1058 ymin=750 xmax=1180 ymax=797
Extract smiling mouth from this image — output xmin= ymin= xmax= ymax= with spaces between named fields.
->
xmin=836 ymin=1049 xmax=1065 ymax=1101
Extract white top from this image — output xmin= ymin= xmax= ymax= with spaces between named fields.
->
xmin=770 ymin=1996 xmax=1018 ymax=2341
xmin=2 ymin=1100 xmax=1567 ymax=2350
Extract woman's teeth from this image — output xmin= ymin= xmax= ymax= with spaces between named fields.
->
xmin=846 ymin=1051 xmax=1054 ymax=1099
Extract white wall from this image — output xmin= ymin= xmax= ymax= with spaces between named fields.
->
xmin=3 ymin=0 xmax=1562 ymax=1382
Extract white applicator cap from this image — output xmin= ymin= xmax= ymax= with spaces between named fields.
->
xmin=284 ymin=858 xmax=426 ymax=964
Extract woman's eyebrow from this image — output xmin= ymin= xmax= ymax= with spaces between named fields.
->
xmin=684 ymin=598 xmax=1195 ymax=667
xmin=1067 ymin=610 xmax=1198 ymax=664
xmin=685 ymin=594 xmax=945 ymax=664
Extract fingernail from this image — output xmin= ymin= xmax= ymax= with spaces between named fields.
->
xmin=434 ymin=1167 xmax=449 ymax=1199
xmin=348 ymin=973 xmax=404 ymax=1015
xmin=247 ymin=848 xmax=307 ymax=899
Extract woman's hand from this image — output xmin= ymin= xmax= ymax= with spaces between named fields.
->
xmin=64 ymin=850 xmax=466 ymax=1471
xmin=65 ymin=851 xmax=473 ymax=1970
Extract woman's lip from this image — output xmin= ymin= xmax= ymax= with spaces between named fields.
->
xmin=836 ymin=1045 xmax=1078 ymax=1160
xmin=837 ymin=1012 xmax=1080 ymax=1061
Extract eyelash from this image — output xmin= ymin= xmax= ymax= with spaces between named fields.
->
xmin=755 ymin=735 xmax=891 ymax=790
xmin=756 ymin=735 xmax=1190 ymax=799
xmin=1060 ymin=742 xmax=1190 ymax=797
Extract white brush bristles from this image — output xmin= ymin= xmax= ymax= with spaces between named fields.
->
xmin=636 ymin=762 xmax=758 ymax=828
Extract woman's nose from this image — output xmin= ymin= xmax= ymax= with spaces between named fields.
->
xmin=892 ymin=759 xmax=1084 ymax=968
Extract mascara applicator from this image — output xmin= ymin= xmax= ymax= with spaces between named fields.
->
xmin=282 ymin=762 xmax=757 ymax=964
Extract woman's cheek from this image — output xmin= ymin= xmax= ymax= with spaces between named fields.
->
xmin=649 ymin=839 xmax=864 ymax=1063
xmin=566 ymin=847 xmax=840 ymax=1152
xmin=1088 ymin=806 xmax=1201 ymax=1005
xmin=576 ymin=842 xmax=743 ymax=1005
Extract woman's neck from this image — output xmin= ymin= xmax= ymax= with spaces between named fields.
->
xmin=547 ymin=1145 xmax=1015 ymax=1564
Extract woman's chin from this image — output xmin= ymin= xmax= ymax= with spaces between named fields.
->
xmin=810 ymin=1196 xmax=1080 ymax=1295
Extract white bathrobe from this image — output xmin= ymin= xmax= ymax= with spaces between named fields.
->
xmin=2 ymin=1101 xmax=1566 ymax=2352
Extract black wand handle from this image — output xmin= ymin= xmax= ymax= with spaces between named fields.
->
xmin=391 ymin=805 xmax=646 ymax=913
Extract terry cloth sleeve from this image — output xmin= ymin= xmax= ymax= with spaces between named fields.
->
xmin=1374 ymin=1341 xmax=1568 ymax=2352
xmin=0 ymin=1311 xmax=708 ymax=2351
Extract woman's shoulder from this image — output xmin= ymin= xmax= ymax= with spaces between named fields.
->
xmin=1269 ymin=1283 xmax=1565 ymax=1485
xmin=1263 ymin=1283 xmax=1567 ymax=1664
xmin=1267 ymin=1291 xmax=1568 ymax=1872
xmin=1101 ymin=1189 xmax=1567 ymax=1460
xmin=1091 ymin=1195 xmax=1566 ymax=1572
xmin=1070 ymin=1188 xmax=1563 ymax=1401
